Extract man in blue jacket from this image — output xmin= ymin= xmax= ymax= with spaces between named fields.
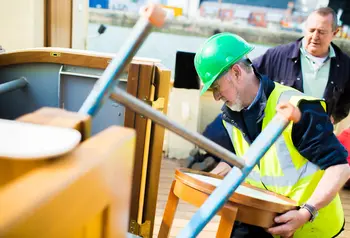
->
xmin=253 ymin=7 xmax=350 ymax=124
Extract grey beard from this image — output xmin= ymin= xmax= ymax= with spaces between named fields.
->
xmin=226 ymin=99 xmax=243 ymax=112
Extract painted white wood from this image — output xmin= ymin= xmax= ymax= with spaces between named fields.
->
xmin=72 ymin=0 xmax=89 ymax=50
xmin=0 ymin=119 xmax=81 ymax=160
xmin=185 ymin=172 xmax=292 ymax=205
xmin=165 ymin=88 xmax=201 ymax=159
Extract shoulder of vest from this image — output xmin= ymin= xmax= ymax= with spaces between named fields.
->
xmin=272 ymin=82 xmax=327 ymax=111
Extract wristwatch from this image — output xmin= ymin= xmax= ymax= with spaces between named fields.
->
xmin=300 ymin=203 xmax=318 ymax=222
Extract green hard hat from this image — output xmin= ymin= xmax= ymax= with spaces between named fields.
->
xmin=194 ymin=32 xmax=254 ymax=95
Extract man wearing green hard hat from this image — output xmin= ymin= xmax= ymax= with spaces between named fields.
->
xmin=194 ymin=32 xmax=350 ymax=238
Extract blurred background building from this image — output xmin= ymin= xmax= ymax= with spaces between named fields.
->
xmin=88 ymin=0 xmax=350 ymax=38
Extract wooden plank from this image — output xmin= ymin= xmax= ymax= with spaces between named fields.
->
xmin=43 ymin=0 xmax=48 ymax=47
xmin=0 ymin=48 xmax=160 ymax=72
xmin=16 ymin=107 xmax=91 ymax=140
xmin=158 ymin=181 xmax=179 ymax=238
xmin=124 ymin=63 xmax=140 ymax=129
xmin=128 ymin=63 xmax=154 ymax=226
xmin=46 ymin=0 xmax=72 ymax=48
xmin=0 ymin=126 xmax=135 ymax=238
xmin=138 ymin=74 xmax=156 ymax=224
xmin=217 ymin=206 xmax=237 ymax=238
xmin=143 ymin=64 xmax=171 ymax=237
xmin=0 ymin=107 xmax=91 ymax=187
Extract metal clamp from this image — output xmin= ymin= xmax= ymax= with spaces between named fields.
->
xmin=129 ymin=220 xmax=151 ymax=238
xmin=143 ymin=97 xmax=165 ymax=111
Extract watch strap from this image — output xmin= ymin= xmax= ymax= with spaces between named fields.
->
xmin=300 ymin=203 xmax=317 ymax=222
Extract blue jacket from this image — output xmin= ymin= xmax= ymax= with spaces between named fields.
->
xmin=202 ymin=72 xmax=348 ymax=170
xmin=253 ymin=38 xmax=350 ymax=124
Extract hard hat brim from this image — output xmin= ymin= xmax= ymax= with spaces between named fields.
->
xmin=200 ymin=77 xmax=216 ymax=95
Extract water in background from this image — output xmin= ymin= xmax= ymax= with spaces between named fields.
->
xmin=88 ymin=23 xmax=271 ymax=77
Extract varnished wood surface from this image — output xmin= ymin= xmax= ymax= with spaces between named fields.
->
xmin=0 ymin=126 xmax=136 ymax=238
xmin=127 ymin=63 xmax=154 ymax=225
xmin=142 ymin=64 xmax=171 ymax=236
xmin=135 ymin=63 xmax=155 ymax=224
xmin=153 ymin=158 xmax=350 ymax=238
xmin=46 ymin=0 xmax=72 ymax=48
xmin=0 ymin=47 xmax=160 ymax=70
xmin=175 ymin=168 xmax=297 ymax=214
xmin=17 ymin=107 xmax=91 ymax=140
xmin=0 ymin=108 xmax=92 ymax=187
xmin=0 ymin=49 xmax=170 ymax=237
xmin=158 ymin=168 xmax=296 ymax=236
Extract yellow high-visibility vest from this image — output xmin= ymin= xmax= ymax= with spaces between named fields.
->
xmin=223 ymin=82 xmax=344 ymax=238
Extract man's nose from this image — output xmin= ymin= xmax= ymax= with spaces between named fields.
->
xmin=312 ymin=30 xmax=320 ymax=39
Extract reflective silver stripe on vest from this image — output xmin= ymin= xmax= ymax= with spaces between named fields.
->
xmin=224 ymin=90 xmax=320 ymax=187
xmin=224 ymin=122 xmax=259 ymax=182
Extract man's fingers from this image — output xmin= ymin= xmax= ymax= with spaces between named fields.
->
xmin=210 ymin=162 xmax=231 ymax=176
xmin=268 ymin=224 xmax=291 ymax=236
xmin=218 ymin=168 xmax=230 ymax=176
xmin=274 ymin=211 xmax=293 ymax=223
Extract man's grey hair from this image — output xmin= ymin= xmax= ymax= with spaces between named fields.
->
xmin=236 ymin=58 xmax=253 ymax=73
xmin=223 ymin=58 xmax=253 ymax=78
xmin=310 ymin=7 xmax=338 ymax=31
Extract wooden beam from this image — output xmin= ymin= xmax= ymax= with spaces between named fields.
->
xmin=0 ymin=48 xmax=161 ymax=73
xmin=142 ymin=64 xmax=171 ymax=237
xmin=128 ymin=63 xmax=154 ymax=227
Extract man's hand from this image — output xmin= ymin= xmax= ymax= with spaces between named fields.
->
xmin=268 ymin=208 xmax=311 ymax=238
xmin=210 ymin=161 xmax=231 ymax=176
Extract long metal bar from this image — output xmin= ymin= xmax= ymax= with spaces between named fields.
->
xmin=110 ymin=88 xmax=245 ymax=169
xmin=177 ymin=113 xmax=290 ymax=237
xmin=0 ymin=77 xmax=28 ymax=95
xmin=78 ymin=4 xmax=166 ymax=117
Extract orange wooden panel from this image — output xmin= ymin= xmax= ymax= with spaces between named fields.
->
xmin=0 ymin=126 xmax=135 ymax=238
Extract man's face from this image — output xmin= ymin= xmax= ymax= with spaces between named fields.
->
xmin=211 ymin=70 xmax=243 ymax=112
xmin=304 ymin=13 xmax=337 ymax=57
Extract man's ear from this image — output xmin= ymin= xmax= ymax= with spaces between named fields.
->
xmin=230 ymin=64 xmax=241 ymax=81
xmin=333 ymin=27 xmax=339 ymax=37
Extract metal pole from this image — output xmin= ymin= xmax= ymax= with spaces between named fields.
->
xmin=79 ymin=4 xmax=166 ymax=116
xmin=0 ymin=77 xmax=28 ymax=95
xmin=110 ymin=88 xmax=245 ymax=169
xmin=177 ymin=113 xmax=291 ymax=237
xmin=79 ymin=19 xmax=152 ymax=116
